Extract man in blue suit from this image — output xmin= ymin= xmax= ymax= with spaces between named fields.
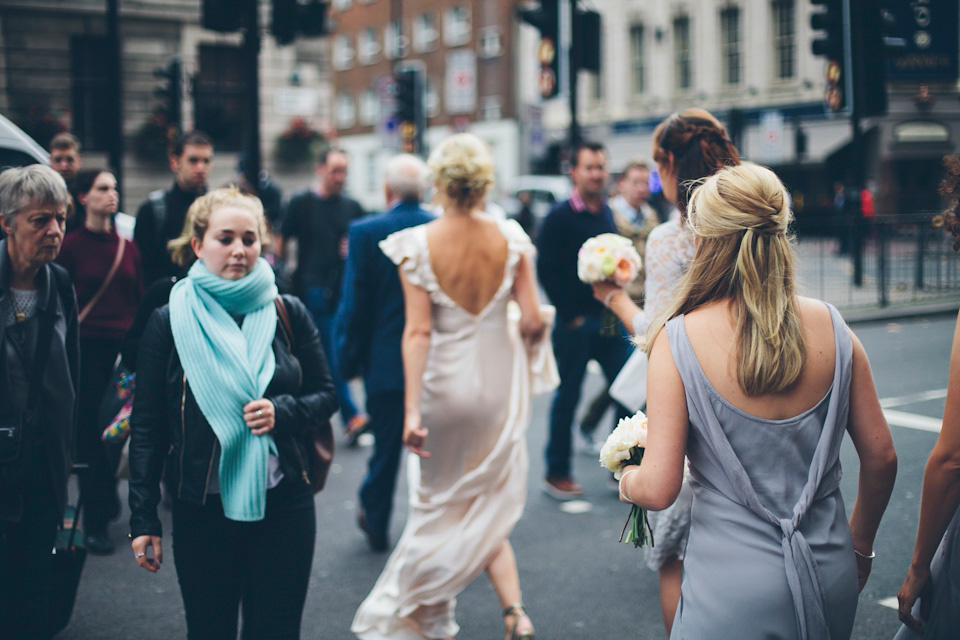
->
xmin=335 ymin=154 xmax=434 ymax=551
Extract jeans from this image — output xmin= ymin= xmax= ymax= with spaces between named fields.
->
xmin=305 ymin=287 xmax=358 ymax=425
xmin=77 ymin=337 xmax=122 ymax=535
xmin=358 ymin=390 xmax=404 ymax=538
xmin=171 ymin=476 xmax=316 ymax=640
xmin=0 ymin=446 xmax=60 ymax=639
xmin=545 ymin=316 xmax=632 ymax=479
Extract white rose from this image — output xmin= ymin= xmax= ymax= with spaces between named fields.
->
xmin=598 ymin=411 xmax=648 ymax=476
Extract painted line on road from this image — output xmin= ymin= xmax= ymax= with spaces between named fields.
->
xmin=877 ymin=596 xmax=898 ymax=610
xmin=883 ymin=409 xmax=942 ymax=433
xmin=880 ymin=388 xmax=948 ymax=409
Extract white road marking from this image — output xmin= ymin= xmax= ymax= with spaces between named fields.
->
xmin=883 ymin=409 xmax=942 ymax=433
xmin=559 ymin=500 xmax=593 ymax=514
xmin=877 ymin=596 xmax=899 ymax=610
xmin=880 ymin=388 xmax=948 ymax=409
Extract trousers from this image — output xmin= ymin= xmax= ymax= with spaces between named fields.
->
xmin=172 ymin=476 xmax=316 ymax=639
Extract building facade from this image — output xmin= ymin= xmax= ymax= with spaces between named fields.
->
xmin=326 ymin=0 xmax=523 ymax=210
xmin=519 ymin=0 xmax=960 ymax=217
xmin=0 ymin=0 xmax=332 ymax=208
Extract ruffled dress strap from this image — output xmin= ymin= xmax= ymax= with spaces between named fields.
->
xmin=497 ymin=218 xmax=536 ymax=261
xmin=379 ymin=224 xmax=431 ymax=289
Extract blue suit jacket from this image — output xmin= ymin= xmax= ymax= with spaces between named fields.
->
xmin=334 ymin=201 xmax=434 ymax=396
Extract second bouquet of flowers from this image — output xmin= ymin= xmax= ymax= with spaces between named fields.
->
xmin=577 ymin=233 xmax=642 ymax=286
xmin=599 ymin=411 xmax=655 ymax=548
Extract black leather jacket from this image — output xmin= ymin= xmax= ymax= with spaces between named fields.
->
xmin=128 ymin=294 xmax=337 ymax=538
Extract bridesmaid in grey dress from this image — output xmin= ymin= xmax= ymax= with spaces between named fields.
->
xmin=618 ymin=163 xmax=898 ymax=639
xmin=895 ymin=155 xmax=960 ymax=639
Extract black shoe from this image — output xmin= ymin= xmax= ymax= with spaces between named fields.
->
xmin=84 ymin=531 xmax=115 ymax=556
xmin=357 ymin=508 xmax=388 ymax=552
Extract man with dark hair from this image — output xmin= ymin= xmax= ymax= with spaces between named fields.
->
xmin=536 ymin=141 xmax=632 ymax=499
xmin=133 ymin=131 xmax=213 ymax=286
xmin=280 ymin=148 xmax=368 ymax=440
xmin=49 ymin=132 xmax=83 ymax=184
xmin=49 ymin=132 xmax=85 ymax=231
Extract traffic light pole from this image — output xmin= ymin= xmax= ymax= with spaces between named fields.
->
xmin=242 ymin=0 xmax=261 ymax=190
xmin=107 ymin=0 xmax=124 ymax=207
xmin=560 ymin=0 xmax=580 ymax=149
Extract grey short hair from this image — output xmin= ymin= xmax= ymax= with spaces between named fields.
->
xmin=385 ymin=154 xmax=429 ymax=202
xmin=0 ymin=164 xmax=71 ymax=230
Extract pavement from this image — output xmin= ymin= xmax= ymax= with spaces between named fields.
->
xmin=56 ymin=311 xmax=957 ymax=639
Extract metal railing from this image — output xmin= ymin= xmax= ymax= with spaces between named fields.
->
xmin=793 ymin=213 xmax=960 ymax=313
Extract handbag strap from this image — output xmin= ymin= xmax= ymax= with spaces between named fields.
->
xmin=78 ymin=237 xmax=125 ymax=325
xmin=274 ymin=296 xmax=295 ymax=350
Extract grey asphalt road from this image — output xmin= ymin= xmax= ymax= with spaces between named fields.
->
xmin=57 ymin=311 xmax=957 ymax=639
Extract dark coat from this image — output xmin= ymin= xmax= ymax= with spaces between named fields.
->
xmin=128 ymin=294 xmax=338 ymax=538
xmin=0 ymin=239 xmax=80 ymax=523
xmin=333 ymin=202 xmax=434 ymax=397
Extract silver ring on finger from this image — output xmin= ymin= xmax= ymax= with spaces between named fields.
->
xmin=256 ymin=409 xmax=263 ymax=418
xmin=136 ymin=552 xmax=145 ymax=558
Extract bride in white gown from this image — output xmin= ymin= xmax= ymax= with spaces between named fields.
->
xmin=351 ymin=134 xmax=556 ymax=640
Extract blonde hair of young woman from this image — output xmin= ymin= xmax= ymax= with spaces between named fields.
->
xmin=645 ymin=162 xmax=803 ymax=395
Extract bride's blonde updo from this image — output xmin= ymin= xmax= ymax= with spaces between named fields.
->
xmin=428 ymin=133 xmax=495 ymax=213
xmin=647 ymin=163 xmax=805 ymax=396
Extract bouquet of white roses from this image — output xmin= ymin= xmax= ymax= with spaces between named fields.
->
xmin=577 ymin=233 xmax=642 ymax=286
xmin=599 ymin=411 xmax=654 ymax=548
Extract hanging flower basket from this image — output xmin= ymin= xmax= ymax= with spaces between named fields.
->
xmin=133 ymin=110 xmax=177 ymax=165
xmin=275 ymin=117 xmax=325 ymax=166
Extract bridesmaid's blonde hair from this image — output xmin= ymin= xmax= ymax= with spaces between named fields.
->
xmin=168 ymin=186 xmax=271 ymax=267
xmin=645 ymin=163 xmax=804 ymax=395
xmin=428 ymin=133 xmax=495 ymax=212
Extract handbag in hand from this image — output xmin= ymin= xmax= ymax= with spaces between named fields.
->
xmin=274 ymin=297 xmax=335 ymax=494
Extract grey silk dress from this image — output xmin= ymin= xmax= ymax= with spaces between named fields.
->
xmin=665 ymin=303 xmax=859 ymax=640
xmin=351 ymin=219 xmax=558 ymax=639
xmin=893 ymin=503 xmax=960 ymax=639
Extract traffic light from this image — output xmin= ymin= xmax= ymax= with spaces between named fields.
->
xmin=272 ymin=0 xmax=329 ymax=46
xmin=573 ymin=9 xmax=601 ymax=74
xmin=517 ymin=1 xmax=560 ymax=99
xmin=810 ymin=0 xmax=848 ymax=112
xmin=202 ymin=0 xmax=243 ymax=32
xmin=851 ymin=0 xmax=904 ymax=117
xmin=394 ymin=67 xmax=424 ymax=154
xmin=154 ymin=56 xmax=182 ymax=133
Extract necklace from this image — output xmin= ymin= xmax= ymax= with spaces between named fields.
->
xmin=10 ymin=288 xmax=38 ymax=323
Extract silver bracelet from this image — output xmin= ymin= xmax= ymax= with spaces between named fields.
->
xmin=854 ymin=547 xmax=875 ymax=559
xmin=603 ymin=289 xmax=624 ymax=308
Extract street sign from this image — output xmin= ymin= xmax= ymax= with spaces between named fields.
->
xmin=445 ymin=50 xmax=476 ymax=114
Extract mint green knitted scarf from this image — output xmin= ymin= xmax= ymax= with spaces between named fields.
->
xmin=169 ymin=258 xmax=279 ymax=521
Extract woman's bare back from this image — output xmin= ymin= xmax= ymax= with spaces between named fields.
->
xmin=425 ymin=214 xmax=509 ymax=315
xmin=682 ymin=297 xmax=838 ymax=420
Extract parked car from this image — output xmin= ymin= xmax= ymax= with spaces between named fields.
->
xmin=0 ymin=113 xmax=49 ymax=168
xmin=501 ymin=175 xmax=571 ymax=218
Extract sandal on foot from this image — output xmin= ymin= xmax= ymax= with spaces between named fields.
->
xmin=503 ymin=603 xmax=535 ymax=640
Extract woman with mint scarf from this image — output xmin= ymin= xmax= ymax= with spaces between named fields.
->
xmin=128 ymin=187 xmax=338 ymax=639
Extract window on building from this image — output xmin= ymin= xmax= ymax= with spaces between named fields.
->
xmin=384 ymin=21 xmax=407 ymax=59
xmin=424 ymin=77 xmax=440 ymax=118
xmin=720 ymin=7 xmax=741 ymax=86
xmin=628 ymin=24 xmax=645 ymax=96
xmin=772 ymin=0 xmax=796 ymax=80
xmin=444 ymin=6 xmax=471 ymax=47
xmin=481 ymin=96 xmax=502 ymax=121
xmin=194 ymin=44 xmax=244 ymax=151
xmin=413 ymin=13 xmax=439 ymax=52
xmin=360 ymin=89 xmax=380 ymax=126
xmin=335 ymin=93 xmax=356 ymax=129
xmin=70 ymin=36 xmax=113 ymax=151
xmin=333 ymin=35 xmax=355 ymax=70
xmin=478 ymin=27 xmax=502 ymax=58
xmin=673 ymin=16 xmax=692 ymax=91
xmin=358 ymin=27 xmax=381 ymax=65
